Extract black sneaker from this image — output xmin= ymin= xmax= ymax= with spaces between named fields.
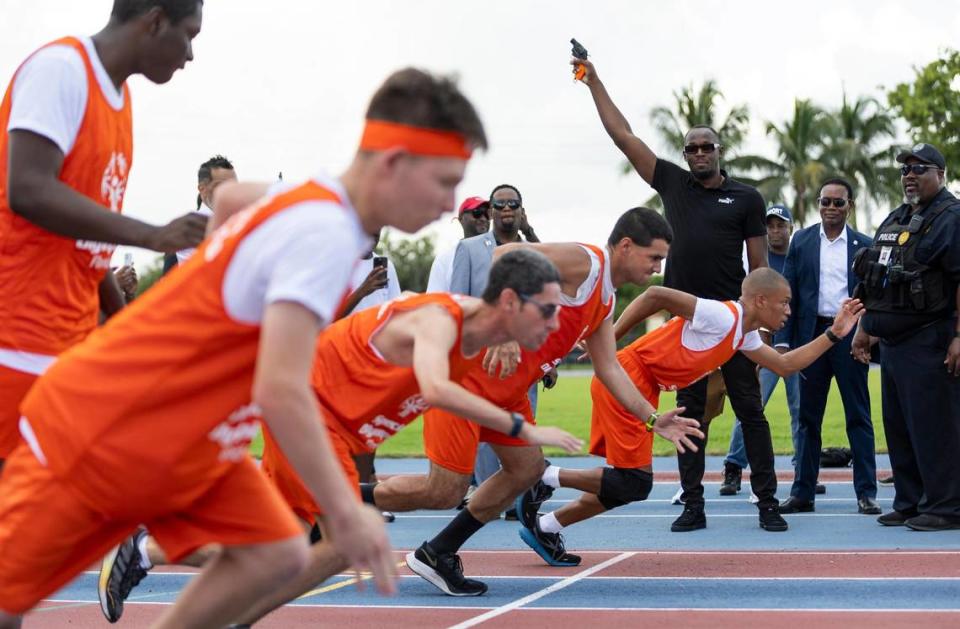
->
xmin=514 ymin=479 xmax=555 ymax=530
xmin=518 ymin=519 xmax=581 ymax=567
xmin=405 ymin=542 xmax=487 ymax=596
xmin=503 ymin=507 xmax=519 ymax=521
xmin=98 ymin=529 xmax=150 ymax=622
xmin=878 ymin=474 xmax=894 ymax=486
xmin=759 ymin=506 xmax=788 ymax=532
xmin=719 ymin=464 xmax=742 ymax=496
xmin=671 ymin=504 xmax=706 ymax=532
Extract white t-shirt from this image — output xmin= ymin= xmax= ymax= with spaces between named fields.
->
xmin=681 ymin=299 xmax=764 ymax=353
xmin=176 ymin=205 xmax=214 ymax=265
xmin=7 ymin=36 xmax=125 ymax=155
xmin=348 ymin=256 xmax=401 ymax=313
xmin=221 ymin=174 xmax=371 ymax=326
xmin=426 ymin=244 xmax=456 ymax=293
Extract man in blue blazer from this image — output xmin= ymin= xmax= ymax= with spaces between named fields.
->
xmin=777 ymin=178 xmax=879 ymax=515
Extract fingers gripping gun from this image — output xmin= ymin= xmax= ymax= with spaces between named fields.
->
xmin=571 ymin=38 xmax=588 ymax=81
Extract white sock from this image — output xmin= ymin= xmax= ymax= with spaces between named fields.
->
xmin=138 ymin=534 xmax=153 ymax=570
xmin=538 ymin=512 xmax=563 ymax=534
xmin=542 ymin=464 xmax=561 ymax=489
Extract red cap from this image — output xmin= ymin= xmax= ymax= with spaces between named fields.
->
xmin=458 ymin=196 xmax=489 ymax=215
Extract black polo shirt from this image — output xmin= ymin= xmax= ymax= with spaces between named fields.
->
xmin=861 ymin=187 xmax=960 ymax=340
xmin=653 ymin=159 xmax=766 ymax=300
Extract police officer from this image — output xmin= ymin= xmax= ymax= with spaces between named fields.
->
xmin=852 ymin=143 xmax=960 ymax=531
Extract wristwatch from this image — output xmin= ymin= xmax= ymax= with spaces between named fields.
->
xmin=644 ymin=411 xmax=659 ymax=433
xmin=825 ymin=329 xmax=841 ymax=343
xmin=509 ymin=412 xmax=525 ymax=438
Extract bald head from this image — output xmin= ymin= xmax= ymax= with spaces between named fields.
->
xmin=741 ymin=268 xmax=789 ymax=298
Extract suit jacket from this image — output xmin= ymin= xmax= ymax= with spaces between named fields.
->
xmin=449 ymin=232 xmax=498 ymax=297
xmin=775 ymin=224 xmax=872 ymax=347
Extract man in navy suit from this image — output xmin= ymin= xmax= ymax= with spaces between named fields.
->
xmin=778 ymin=178 xmax=879 ymax=515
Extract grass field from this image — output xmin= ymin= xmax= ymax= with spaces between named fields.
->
xmin=250 ymin=369 xmax=886 ymax=459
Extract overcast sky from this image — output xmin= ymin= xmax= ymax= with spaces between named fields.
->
xmin=4 ymin=0 xmax=960 ymax=270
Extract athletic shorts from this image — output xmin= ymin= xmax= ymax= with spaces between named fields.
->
xmin=260 ymin=420 xmax=361 ymax=526
xmin=0 ymin=365 xmax=38 ymax=458
xmin=0 ymin=443 xmax=302 ymax=615
xmin=423 ymin=395 xmax=534 ymax=476
xmin=588 ymin=356 xmax=660 ymax=469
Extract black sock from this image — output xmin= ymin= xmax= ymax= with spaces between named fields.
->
xmin=360 ymin=482 xmax=378 ymax=505
xmin=429 ymin=509 xmax=485 ymax=555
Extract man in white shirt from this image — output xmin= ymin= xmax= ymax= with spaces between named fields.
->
xmin=426 ymin=196 xmax=490 ymax=292
xmin=776 ymin=178 xmax=878 ymax=515
xmin=344 ymin=234 xmax=402 ymax=315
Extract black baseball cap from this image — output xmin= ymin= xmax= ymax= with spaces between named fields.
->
xmin=896 ymin=143 xmax=946 ymax=169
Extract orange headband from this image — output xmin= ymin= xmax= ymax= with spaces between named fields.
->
xmin=359 ymin=119 xmax=473 ymax=159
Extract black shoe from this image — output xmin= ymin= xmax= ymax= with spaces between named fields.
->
xmin=857 ymin=497 xmax=881 ymax=515
xmin=878 ymin=474 xmax=894 ymax=486
xmin=503 ymin=507 xmax=519 ymax=521
xmin=382 ymin=511 xmax=396 ymax=523
xmin=719 ymin=464 xmax=742 ymax=496
xmin=98 ymin=529 xmax=150 ymax=623
xmin=815 ymin=483 xmax=827 ymax=494
xmin=671 ymin=504 xmax=706 ymax=532
xmin=905 ymin=514 xmax=960 ymax=531
xmin=405 ymin=542 xmax=487 ymax=596
xmin=759 ymin=506 xmax=788 ymax=531
xmin=514 ymin=479 xmax=555 ymax=530
xmin=518 ymin=519 xmax=581 ymax=567
xmin=877 ymin=509 xmax=916 ymax=526
xmin=779 ymin=496 xmax=815 ymax=514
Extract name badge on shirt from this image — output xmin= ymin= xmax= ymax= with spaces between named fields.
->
xmin=878 ymin=246 xmax=892 ymax=266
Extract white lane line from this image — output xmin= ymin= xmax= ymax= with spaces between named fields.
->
xmin=447 ymin=551 xmax=636 ymax=629
xmin=395 ymin=513 xmax=890 ymax=519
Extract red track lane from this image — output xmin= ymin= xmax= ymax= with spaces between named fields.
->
xmin=479 ymin=609 xmax=960 ymax=629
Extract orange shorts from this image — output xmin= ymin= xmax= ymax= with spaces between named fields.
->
xmin=260 ymin=421 xmax=362 ymax=526
xmin=423 ymin=396 xmax=534 ymax=476
xmin=0 ymin=444 xmax=302 ymax=615
xmin=588 ymin=362 xmax=660 ymax=469
xmin=0 ymin=364 xmax=38 ymax=458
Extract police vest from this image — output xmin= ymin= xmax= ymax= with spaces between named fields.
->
xmin=853 ymin=196 xmax=959 ymax=314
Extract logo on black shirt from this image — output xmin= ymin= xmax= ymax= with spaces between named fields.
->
xmin=719 ymin=197 xmax=734 ymax=205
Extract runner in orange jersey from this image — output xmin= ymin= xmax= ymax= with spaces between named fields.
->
xmin=0 ymin=0 xmax=210 ymax=470
xmin=97 ymin=249 xmax=584 ymax=624
xmin=371 ymin=208 xmax=704 ymax=596
xmin=0 ymin=67 xmax=488 ymax=628
xmin=518 ymin=268 xmax=865 ymax=565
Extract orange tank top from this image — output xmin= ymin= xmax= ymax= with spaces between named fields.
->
xmin=467 ymin=243 xmax=614 ymax=407
xmin=621 ymin=300 xmax=745 ymax=392
xmin=0 ymin=37 xmax=134 ymax=358
xmin=21 ymin=181 xmax=347 ymax=505
xmin=315 ymin=293 xmax=476 ymax=453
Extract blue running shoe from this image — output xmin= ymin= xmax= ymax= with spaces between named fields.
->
xmin=518 ymin=519 xmax=581 ymax=567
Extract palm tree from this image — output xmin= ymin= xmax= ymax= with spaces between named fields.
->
xmin=731 ymin=99 xmax=831 ymax=226
xmin=820 ymin=93 xmax=900 ymax=230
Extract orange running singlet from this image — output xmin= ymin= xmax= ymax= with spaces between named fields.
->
xmin=0 ymin=37 xmax=133 ymax=358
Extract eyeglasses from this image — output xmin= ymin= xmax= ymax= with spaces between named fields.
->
xmin=464 ymin=208 xmax=489 ymax=219
xmin=817 ymin=197 xmax=848 ymax=208
xmin=900 ymin=164 xmax=941 ymax=176
xmin=491 ymin=199 xmax=521 ymax=210
xmin=682 ymin=143 xmax=721 ymax=155
xmin=518 ymin=293 xmax=559 ymax=320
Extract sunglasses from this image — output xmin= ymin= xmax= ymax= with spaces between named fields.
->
xmin=518 ymin=293 xmax=559 ymax=320
xmin=491 ymin=199 xmax=521 ymax=210
xmin=682 ymin=143 xmax=721 ymax=155
xmin=900 ymin=164 xmax=941 ymax=176
xmin=817 ymin=197 xmax=848 ymax=208
xmin=463 ymin=208 xmax=489 ymax=219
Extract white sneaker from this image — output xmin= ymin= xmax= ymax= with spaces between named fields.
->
xmin=671 ymin=487 xmax=684 ymax=505
xmin=748 ymin=491 xmax=759 ymax=504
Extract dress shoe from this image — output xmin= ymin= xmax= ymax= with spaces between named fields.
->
xmin=815 ymin=483 xmax=826 ymax=494
xmin=877 ymin=509 xmax=916 ymax=526
xmin=857 ymin=497 xmax=881 ymax=515
xmin=904 ymin=514 xmax=960 ymax=531
xmin=779 ymin=496 xmax=815 ymax=513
